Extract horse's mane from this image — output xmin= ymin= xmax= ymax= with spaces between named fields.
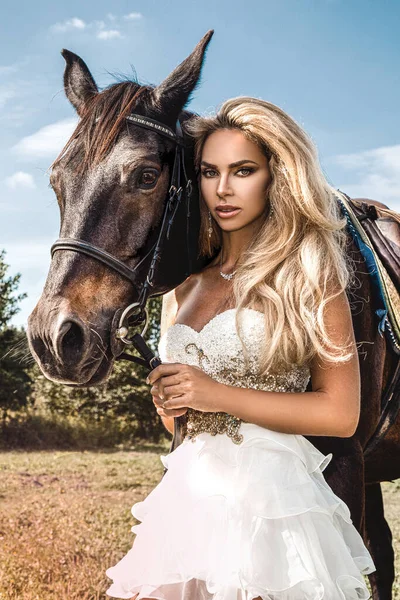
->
xmin=52 ymin=79 xmax=156 ymax=172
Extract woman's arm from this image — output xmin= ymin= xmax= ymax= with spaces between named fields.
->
xmin=215 ymin=290 xmax=361 ymax=437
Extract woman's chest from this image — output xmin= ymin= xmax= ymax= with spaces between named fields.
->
xmin=173 ymin=273 xmax=235 ymax=332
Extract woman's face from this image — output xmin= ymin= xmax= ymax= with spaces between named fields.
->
xmin=200 ymin=128 xmax=272 ymax=232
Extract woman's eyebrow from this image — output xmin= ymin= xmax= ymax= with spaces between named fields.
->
xmin=200 ymin=159 xmax=259 ymax=168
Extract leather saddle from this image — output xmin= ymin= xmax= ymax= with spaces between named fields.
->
xmin=336 ymin=192 xmax=400 ymax=456
xmin=337 ymin=192 xmax=400 ymax=353
xmin=350 ymin=197 xmax=400 ymax=288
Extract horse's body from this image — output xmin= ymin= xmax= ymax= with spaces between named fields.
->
xmin=27 ymin=31 xmax=399 ymax=599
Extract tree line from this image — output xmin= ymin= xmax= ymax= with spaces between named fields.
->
xmin=0 ymin=250 xmax=167 ymax=448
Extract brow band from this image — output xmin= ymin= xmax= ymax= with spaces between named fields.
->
xmin=126 ymin=114 xmax=179 ymax=142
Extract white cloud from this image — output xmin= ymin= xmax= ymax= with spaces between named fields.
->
xmin=51 ymin=17 xmax=86 ymax=33
xmin=0 ymin=58 xmax=32 ymax=77
xmin=50 ymin=16 xmax=126 ymax=40
xmin=13 ymin=118 xmax=78 ymax=160
xmin=5 ymin=171 xmax=36 ymax=190
xmin=123 ymin=12 xmax=143 ymax=20
xmin=0 ymin=75 xmax=39 ymax=125
xmin=333 ymin=144 xmax=400 ymax=210
xmin=0 ymin=85 xmax=16 ymax=108
xmin=97 ymin=29 xmax=123 ymax=40
xmin=335 ymin=145 xmax=400 ymax=174
xmin=0 ymin=64 xmax=19 ymax=75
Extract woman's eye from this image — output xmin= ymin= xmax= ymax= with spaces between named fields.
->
xmin=201 ymin=169 xmax=217 ymax=178
xmin=201 ymin=167 xmax=254 ymax=178
xmin=138 ymin=169 xmax=159 ymax=188
xmin=236 ymin=167 xmax=254 ymax=176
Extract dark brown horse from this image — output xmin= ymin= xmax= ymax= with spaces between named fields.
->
xmin=27 ymin=31 xmax=400 ymax=599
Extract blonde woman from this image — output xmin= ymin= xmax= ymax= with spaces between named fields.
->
xmin=106 ymin=97 xmax=376 ymax=600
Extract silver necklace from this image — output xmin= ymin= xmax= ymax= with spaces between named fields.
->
xmin=219 ymin=251 xmax=237 ymax=281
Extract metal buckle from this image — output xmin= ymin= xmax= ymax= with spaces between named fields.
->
xmin=116 ymin=302 xmax=149 ymax=345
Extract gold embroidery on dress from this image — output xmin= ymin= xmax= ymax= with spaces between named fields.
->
xmin=183 ymin=409 xmax=244 ymax=445
xmin=158 ymin=309 xmax=311 ymax=445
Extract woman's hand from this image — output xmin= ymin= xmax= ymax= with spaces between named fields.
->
xmin=147 ymin=362 xmax=222 ymax=413
xmin=151 ymin=391 xmax=188 ymax=419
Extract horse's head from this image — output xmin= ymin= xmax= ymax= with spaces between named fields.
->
xmin=27 ymin=31 xmax=213 ymax=386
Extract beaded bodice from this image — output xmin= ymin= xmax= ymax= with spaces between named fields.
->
xmin=157 ymin=308 xmax=311 ymax=444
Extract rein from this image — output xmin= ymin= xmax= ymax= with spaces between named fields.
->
xmin=51 ymin=113 xmax=193 ymax=371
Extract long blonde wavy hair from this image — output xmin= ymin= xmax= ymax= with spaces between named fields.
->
xmin=184 ymin=96 xmax=357 ymax=375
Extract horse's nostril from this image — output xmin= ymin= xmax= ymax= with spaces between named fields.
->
xmin=29 ymin=334 xmax=47 ymax=362
xmin=56 ymin=319 xmax=86 ymax=363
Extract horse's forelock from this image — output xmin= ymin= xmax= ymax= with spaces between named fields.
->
xmin=52 ymin=81 xmax=156 ymax=173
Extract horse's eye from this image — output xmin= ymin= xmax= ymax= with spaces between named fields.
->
xmin=138 ymin=169 xmax=159 ymax=189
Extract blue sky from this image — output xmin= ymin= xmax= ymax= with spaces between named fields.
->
xmin=1 ymin=0 xmax=399 ymax=327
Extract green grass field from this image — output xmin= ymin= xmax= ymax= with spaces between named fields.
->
xmin=0 ymin=446 xmax=399 ymax=600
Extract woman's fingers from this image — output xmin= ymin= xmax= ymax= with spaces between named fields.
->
xmin=147 ymin=362 xmax=186 ymax=385
xmin=150 ymin=375 xmax=184 ymax=399
xmin=151 ymin=387 xmax=163 ymax=405
xmin=152 ymin=394 xmax=187 ymax=418
xmin=157 ymin=405 xmax=188 ymax=418
xmin=155 ymin=373 xmax=184 ymax=388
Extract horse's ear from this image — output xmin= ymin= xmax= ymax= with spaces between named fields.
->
xmin=61 ymin=49 xmax=98 ymax=116
xmin=152 ymin=30 xmax=214 ymax=121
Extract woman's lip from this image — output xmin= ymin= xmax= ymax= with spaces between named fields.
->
xmin=215 ymin=208 xmax=241 ymax=218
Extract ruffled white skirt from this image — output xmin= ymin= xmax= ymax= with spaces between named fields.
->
xmin=106 ymin=423 xmax=376 ymax=600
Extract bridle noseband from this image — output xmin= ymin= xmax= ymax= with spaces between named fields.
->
xmin=50 ymin=113 xmax=194 ymax=370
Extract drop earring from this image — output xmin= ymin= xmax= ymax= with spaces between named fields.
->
xmin=208 ymin=209 xmax=213 ymax=238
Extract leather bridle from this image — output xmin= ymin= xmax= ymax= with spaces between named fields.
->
xmin=51 ymin=113 xmax=194 ymax=370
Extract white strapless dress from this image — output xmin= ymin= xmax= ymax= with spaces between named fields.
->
xmin=106 ymin=308 xmax=376 ymax=600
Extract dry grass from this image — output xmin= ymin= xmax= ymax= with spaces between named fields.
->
xmin=0 ymin=444 xmax=169 ymax=600
xmin=0 ymin=447 xmax=398 ymax=599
